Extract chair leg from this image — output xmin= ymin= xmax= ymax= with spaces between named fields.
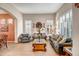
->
xmin=5 ymin=42 xmax=8 ymax=48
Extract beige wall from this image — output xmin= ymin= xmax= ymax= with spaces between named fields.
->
xmin=23 ymin=14 xmax=56 ymax=34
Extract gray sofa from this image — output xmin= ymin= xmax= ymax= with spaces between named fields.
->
xmin=18 ymin=34 xmax=33 ymax=43
xmin=49 ymin=34 xmax=72 ymax=55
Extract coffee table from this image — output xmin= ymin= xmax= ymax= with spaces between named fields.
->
xmin=32 ymin=39 xmax=46 ymax=52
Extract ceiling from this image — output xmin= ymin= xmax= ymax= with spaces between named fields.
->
xmin=12 ymin=3 xmax=63 ymax=14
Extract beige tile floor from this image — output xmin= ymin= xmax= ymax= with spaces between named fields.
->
xmin=0 ymin=41 xmax=58 ymax=56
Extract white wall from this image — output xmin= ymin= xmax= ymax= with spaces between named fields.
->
xmin=72 ymin=4 xmax=79 ymax=56
xmin=0 ymin=3 xmax=23 ymax=43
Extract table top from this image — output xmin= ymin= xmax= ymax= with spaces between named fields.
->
xmin=33 ymin=39 xmax=47 ymax=44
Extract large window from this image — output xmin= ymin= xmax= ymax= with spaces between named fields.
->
xmin=59 ymin=9 xmax=72 ymax=38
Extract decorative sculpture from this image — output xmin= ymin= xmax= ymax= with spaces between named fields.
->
xmin=36 ymin=22 xmax=42 ymax=42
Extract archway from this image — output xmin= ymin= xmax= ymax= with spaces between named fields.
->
xmin=0 ymin=3 xmax=23 ymax=43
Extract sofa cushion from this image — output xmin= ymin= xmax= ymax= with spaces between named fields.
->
xmin=59 ymin=37 xmax=66 ymax=44
xmin=57 ymin=35 xmax=63 ymax=43
xmin=65 ymin=38 xmax=72 ymax=43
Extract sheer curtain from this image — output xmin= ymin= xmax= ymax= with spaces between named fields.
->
xmin=58 ymin=9 xmax=72 ymax=38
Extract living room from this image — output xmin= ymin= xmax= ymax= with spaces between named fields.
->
xmin=0 ymin=3 xmax=79 ymax=56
